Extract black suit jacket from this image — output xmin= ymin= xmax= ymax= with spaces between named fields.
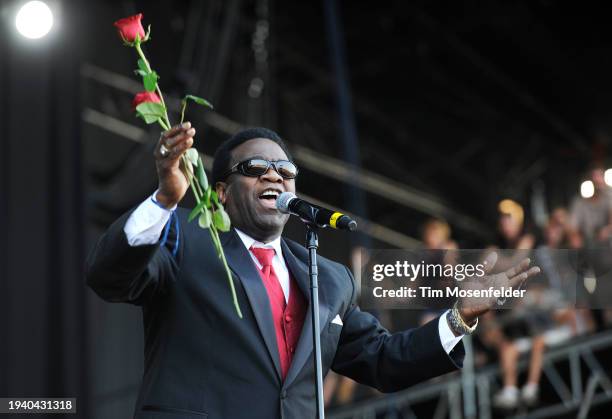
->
xmin=86 ymin=207 xmax=464 ymax=419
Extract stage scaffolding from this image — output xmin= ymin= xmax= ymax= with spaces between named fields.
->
xmin=327 ymin=331 xmax=612 ymax=419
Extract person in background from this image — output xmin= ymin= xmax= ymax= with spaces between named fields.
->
xmin=487 ymin=208 xmax=584 ymax=409
xmin=568 ymin=164 xmax=612 ymax=330
xmin=422 ymin=218 xmax=458 ymax=250
xmin=536 ymin=209 xmax=584 ymax=337
xmin=568 ymin=164 xmax=612 ymax=248
xmin=497 ymin=199 xmax=536 ymax=251
xmin=480 ymin=200 xmax=537 ymax=409
xmin=419 ymin=218 xmax=458 ymax=326
xmin=511 ymin=211 xmax=579 ymax=408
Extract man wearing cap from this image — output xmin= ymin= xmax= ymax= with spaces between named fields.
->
xmin=86 ymin=123 xmax=539 ymax=419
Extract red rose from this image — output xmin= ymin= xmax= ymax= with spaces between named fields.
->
xmin=114 ymin=13 xmax=146 ymax=43
xmin=132 ymin=91 xmax=161 ymax=110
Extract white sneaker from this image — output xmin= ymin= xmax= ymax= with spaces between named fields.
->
xmin=493 ymin=386 xmax=519 ymax=409
xmin=521 ymin=383 xmax=539 ymax=406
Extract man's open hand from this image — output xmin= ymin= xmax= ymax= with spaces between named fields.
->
xmin=458 ymin=252 xmax=540 ymax=324
xmin=154 ymin=122 xmax=196 ymax=208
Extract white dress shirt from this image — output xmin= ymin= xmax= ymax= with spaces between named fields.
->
xmin=234 ymin=228 xmax=290 ymax=304
xmin=123 ymin=191 xmax=465 ymax=354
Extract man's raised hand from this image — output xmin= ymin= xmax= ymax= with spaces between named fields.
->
xmin=458 ymin=252 xmax=541 ymax=324
xmin=154 ymin=122 xmax=196 ymax=209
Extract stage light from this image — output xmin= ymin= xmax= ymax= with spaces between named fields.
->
xmin=605 ymin=169 xmax=612 ymax=187
xmin=15 ymin=1 xmax=54 ymax=39
xmin=580 ymin=180 xmax=594 ymax=199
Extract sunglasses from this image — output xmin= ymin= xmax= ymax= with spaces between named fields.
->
xmin=222 ymin=158 xmax=299 ymax=180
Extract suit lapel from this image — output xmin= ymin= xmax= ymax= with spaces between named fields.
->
xmin=221 ymin=229 xmax=282 ymax=382
xmin=281 ymin=239 xmax=330 ymax=388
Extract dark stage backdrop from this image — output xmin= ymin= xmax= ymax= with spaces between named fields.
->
xmin=0 ymin=2 xmax=90 ymax=418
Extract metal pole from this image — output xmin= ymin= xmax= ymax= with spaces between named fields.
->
xmin=307 ymin=225 xmax=325 ymax=418
xmin=323 ymin=0 xmax=369 ymax=248
xmin=461 ymin=335 xmax=477 ymax=419
xmin=577 ymin=373 xmax=601 ymax=419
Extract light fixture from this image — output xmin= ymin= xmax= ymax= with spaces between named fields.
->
xmin=15 ymin=1 xmax=54 ymax=39
xmin=580 ymin=180 xmax=594 ymax=199
xmin=605 ymin=168 xmax=612 ymax=187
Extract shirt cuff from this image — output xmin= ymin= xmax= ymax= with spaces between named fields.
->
xmin=438 ymin=310 xmax=464 ymax=354
xmin=124 ymin=190 xmax=176 ymax=246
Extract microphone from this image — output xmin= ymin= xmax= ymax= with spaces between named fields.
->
xmin=276 ymin=192 xmax=357 ymax=231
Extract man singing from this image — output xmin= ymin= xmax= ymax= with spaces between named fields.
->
xmin=86 ymin=123 xmax=539 ymax=419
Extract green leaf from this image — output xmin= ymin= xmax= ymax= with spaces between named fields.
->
xmin=185 ymin=148 xmax=199 ymax=168
xmin=198 ymin=208 xmax=212 ymax=228
xmin=143 ymin=71 xmax=159 ymax=92
xmin=135 ymin=101 xmax=166 ymax=115
xmin=135 ymin=102 xmax=166 ymax=124
xmin=184 ymin=94 xmax=214 ymax=110
xmin=213 ymin=208 xmax=231 ymax=232
xmin=138 ymin=59 xmax=148 ymax=72
xmin=211 ymin=190 xmax=220 ymax=207
xmin=134 ymin=69 xmax=147 ymax=77
xmin=204 ymin=187 xmax=212 ymax=207
xmin=196 ymin=157 xmax=208 ymax=190
xmin=210 ymin=190 xmax=224 ymax=210
xmin=143 ymin=24 xmax=151 ymax=42
xmin=137 ymin=113 xmax=159 ymax=124
xmin=188 ymin=199 xmax=208 ymax=222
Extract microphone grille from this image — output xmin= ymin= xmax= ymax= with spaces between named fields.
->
xmin=276 ymin=192 xmax=297 ymax=213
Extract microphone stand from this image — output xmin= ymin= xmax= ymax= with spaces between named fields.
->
xmin=306 ymin=223 xmax=325 ymax=419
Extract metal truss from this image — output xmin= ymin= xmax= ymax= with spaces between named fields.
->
xmin=327 ymin=331 xmax=612 ymax=419
xmin=81 ymin=62 xmax=491 ymax=239
xmin=80 ymin=64 xmax=422 ymax=248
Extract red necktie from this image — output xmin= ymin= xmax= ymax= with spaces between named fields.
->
xmin=250 ymin=246 xmax=289 ymax=378
xmin=250 ymin=247 xmax=286 ymax=310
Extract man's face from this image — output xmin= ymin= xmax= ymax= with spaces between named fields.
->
xmin=216 ymin=138 xmax=296 ymax=242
